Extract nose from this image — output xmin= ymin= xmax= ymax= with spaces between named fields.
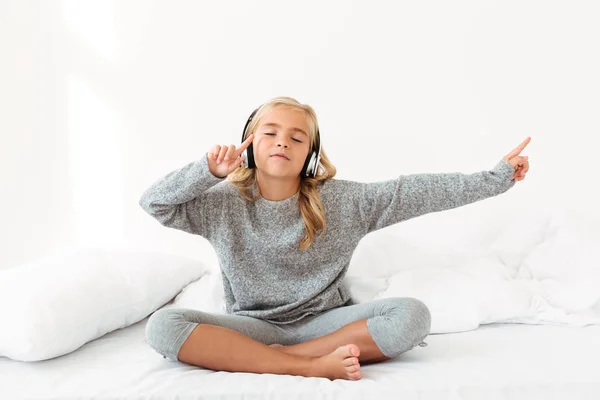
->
xmin=276 ymin=141 xmax=289 ymax=149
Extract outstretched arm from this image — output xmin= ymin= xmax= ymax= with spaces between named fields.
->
xmin=351 ymin=137 xmax=531 ymax=234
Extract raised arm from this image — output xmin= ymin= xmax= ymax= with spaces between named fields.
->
xmin=138 ymin=154 xmax=226 ymax=237
xmin=139 ymin=134 xmax=255 ymax=237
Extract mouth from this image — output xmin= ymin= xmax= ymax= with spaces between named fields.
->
xmin=270 ymin=153 xmax=290 ymax=160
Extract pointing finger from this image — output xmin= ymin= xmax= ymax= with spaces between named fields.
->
xmin=236 ymin=134 xmax=255 ymax=157
xmin=504 ymin=137 xmax=531 ymax=160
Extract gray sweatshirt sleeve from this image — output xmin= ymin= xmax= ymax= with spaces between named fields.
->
xmin=353 ymin=159 xmax=517 ymax=234
xmin=138 ymin=153 xmax=225 ymax=237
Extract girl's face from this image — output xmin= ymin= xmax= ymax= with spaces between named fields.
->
xmin=253 ymin=106 xmax=311 ymax=178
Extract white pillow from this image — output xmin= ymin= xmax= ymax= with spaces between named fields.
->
xmin=375 ymin=266 xmax=483 ymax=334
xmin=0 ymin=245 xmax=208 ymax=362
xmin=375 ymin=257 xmax=539 ymax=334
xmin=347 ymin=228 xmax=481 ymax=279
xmin=519 ymin=209 xmax=600 ymax=312
xmin=163 ymin=270 xmax=227 ymax=314
xmin=488 ymin=208 xmax=553 ymax=272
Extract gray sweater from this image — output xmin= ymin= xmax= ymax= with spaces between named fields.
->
xmin=139 ymin=154 xmax=516 ymax=324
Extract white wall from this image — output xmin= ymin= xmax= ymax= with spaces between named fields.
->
xmin=2 ymin=0 xmax=599 ymax=270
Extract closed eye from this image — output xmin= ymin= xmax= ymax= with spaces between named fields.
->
xmin=264 ymin=133 xmax=302 ymax=143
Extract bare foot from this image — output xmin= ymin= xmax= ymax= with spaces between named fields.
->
xmin=311 ymin=344 xmax=362 ymax=381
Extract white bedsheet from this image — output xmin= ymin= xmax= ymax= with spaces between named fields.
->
xmin=1 ymin=316 xmax=599 ymax=400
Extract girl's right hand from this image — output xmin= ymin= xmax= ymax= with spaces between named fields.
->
xmin=207 ymin=134 xmax=255 ymax=178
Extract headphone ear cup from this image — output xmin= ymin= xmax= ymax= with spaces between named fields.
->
xmin=308 ymin=129 xmax=321 ymax=178
xmin=242 ymin=108 xmax=259 ymax=169
xmin=302 ymin=151 xmax=316 ymax=178
xmin=246 ymin=142 xmax=255 ymax=168
xmin=307 ymin=152 xmax=316 ymax=177
xmin=313 ymin=150 xmax=321 ymax=177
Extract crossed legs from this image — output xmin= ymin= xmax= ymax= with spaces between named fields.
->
xmin=145 ymin=298 xmax=431 ymax=380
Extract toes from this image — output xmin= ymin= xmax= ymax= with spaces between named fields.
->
xmin=346 ymin=365 xmax=360 ymax=373
xmin=346 ymin=344 xmax=360 ymax=358
xmin=348 ymin=370 xmax=362 ymax=380
xmin=342 ymin=357 xmax=359 ymax=367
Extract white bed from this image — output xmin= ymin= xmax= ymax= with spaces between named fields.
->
xmin=2 ymin=316 xmax=599 ymax=400
xmin=2 ymin=207 xmax=599 ymax=399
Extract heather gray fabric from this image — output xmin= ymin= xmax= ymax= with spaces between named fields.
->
xmin=139 ymin=154 xmax=515 ymax=324
xmin=145 ymin=297 xmax=432 ymax=361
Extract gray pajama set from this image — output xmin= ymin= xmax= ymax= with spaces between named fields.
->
xmin=139 ymin=154 xmax=516 ymax=362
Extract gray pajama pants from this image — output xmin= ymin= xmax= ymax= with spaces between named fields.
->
xmin=145 ymin=297 xmax=431 ymax=362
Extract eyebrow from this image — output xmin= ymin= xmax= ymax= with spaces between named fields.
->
xmin=259 ymin=122 xmax=308 ymax=137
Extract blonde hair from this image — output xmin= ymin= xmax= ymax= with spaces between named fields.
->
xmin=227 ymin=96 xmax=337 ymax=250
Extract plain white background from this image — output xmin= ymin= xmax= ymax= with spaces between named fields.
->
xmin=1 ymin=0 xmax=599 ymax=270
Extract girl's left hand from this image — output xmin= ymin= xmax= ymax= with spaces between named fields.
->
xmin=503 ymin=137 xmax=531 ymax=182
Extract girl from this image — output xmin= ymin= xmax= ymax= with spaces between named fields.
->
xmin=140 ymin=96 xmax=530 ymax=381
